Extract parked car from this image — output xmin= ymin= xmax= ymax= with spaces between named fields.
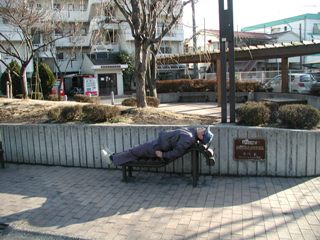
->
xmin=264 ymin=73 xmax=316 ymax=94
xmin=310 ymin=73 xmax=320 ymax=95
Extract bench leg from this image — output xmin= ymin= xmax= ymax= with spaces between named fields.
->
xmin=191 ymin=151 xmax=198 ymax=187
xmin=0 ymin=150 xmax=4 ymax=169
xmin=128 ymin=166 xmax=133 ymax=177
xmin=122 ymin=166 xmax=128 ymax=182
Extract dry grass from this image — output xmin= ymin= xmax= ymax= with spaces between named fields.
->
xmin=0 ymin=98 xmax=218 ymax=125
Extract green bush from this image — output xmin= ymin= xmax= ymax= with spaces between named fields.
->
xmin=156 ymin=79 xmax=216 ymax=93
xmin=122 ymin=97 xmax=137 ymax=106
xmin=235 ymin=80 xmax=261 ymax=92
xmin=263 ymin=101 xmax=280 ymax=123
xmin=236 ymin=101 xmax=271 ymax=126
xmin=156 ymin=79 xmax=264 ymax=93
xmin=121 ymin=97 xmax=160 ymax=107
xmin=82 ymin=104 xmax=121 ymax=123
xmin=47 ymin=107 xmax=62 ymax=121
xmin=278 ymin=104 xmax=320 ymax=129
xmin=48 ymin=104 xmax=121 ymax=123
xmin=59 ymin=105 xmax=83 ymax=122
xmin=146 ymin=96 xmax=160 ymax=107
xmin=48 ymin=94 xmax=62 ymax=101
xmin=73 ymin=94 xmax=100 ymax=104
xmin=30 ymin=92 xmax=43 ymax=100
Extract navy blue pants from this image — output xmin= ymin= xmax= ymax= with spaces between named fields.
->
xmin=112 ymin=140 xmax=159 ymax=165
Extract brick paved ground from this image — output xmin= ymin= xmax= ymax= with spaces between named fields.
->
xmin=0 ymin=164 xmax=319 ymax=240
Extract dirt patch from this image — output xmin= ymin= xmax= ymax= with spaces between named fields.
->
xmin=0 ymin=98 xmax=218 ymax=125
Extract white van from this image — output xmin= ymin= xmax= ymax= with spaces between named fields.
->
xmin=265 ymin=73 xmax=316 ymax=94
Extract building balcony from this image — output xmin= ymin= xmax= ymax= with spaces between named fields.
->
xmin=91 ymin=43 xmax=120 ymax=53
xmin=55 ymin=59 xmax=83 ymax=73
xmin=55 ymin=35 xmax=91 ymax=47
xmin=53 ymin=10 xmax=89 ymax=22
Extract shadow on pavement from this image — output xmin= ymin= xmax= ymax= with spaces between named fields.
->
xmin=0 ymin=164 xmax=317 ymax=239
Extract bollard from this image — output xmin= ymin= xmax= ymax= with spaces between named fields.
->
xmin=111 ymin=91 xmax=115 ymax=105
xmin=0 ymin=141 xmax=4 ymax=168
xmin=63 ymin=95 xmax=68 ymax=101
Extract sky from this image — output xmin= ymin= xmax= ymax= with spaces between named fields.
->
xmin=183 ymin=0 xmax=320 ymax=38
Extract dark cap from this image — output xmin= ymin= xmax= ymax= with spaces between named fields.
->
xmin=203 ymin=127 xmax=214 ymax=145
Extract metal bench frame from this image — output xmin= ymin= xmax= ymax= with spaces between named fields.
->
xmin=121 ymin=143 xmax=215 ymax=187
xmin=0 ymin=142 xmax=4 ymax=168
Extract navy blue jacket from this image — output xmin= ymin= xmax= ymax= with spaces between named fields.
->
xmin=158 ymin=128 xmax=198 ymax=160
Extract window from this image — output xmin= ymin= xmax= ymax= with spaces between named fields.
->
xmin=71 ymin=52 xmax=76 ymax=60
xmin=53 ymin=3 xmax=61 ymax=10
xmin=57 ymin=52 xmax=64 ymax=60
xmin=160 ymin=46 xmax=172 ymax=54
xmin=80 ymin=28 xmax=87 ymax=36
xmin=68 ymin=4 xmax=74 ymax=11
xmin=313 ymin=23 xmax=320 ymax=35
xmin=32 ymin=31 xmax=41 ymax=45
xmin=55 ymin=29 xmax=63 ymax=36
xmin=79 ymin=4 xmax=85 ymax=11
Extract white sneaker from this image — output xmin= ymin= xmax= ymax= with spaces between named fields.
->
xmin=101 ymin=147 xmax=114 ymax=165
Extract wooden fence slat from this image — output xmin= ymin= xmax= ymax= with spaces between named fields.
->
xmin=71 ymin=126 xmax=80 ymax=167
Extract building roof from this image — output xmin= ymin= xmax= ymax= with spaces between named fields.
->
xmin=193 ymin=29 xmax=272 ymax=41
xmin=241 ymin=13 xmax=320 ymax=32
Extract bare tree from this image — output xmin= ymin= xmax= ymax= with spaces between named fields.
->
xmin=112 ymin=0 xmax=191 ymax=107
xmin=0 ymin=0 xmax=73 ymax=98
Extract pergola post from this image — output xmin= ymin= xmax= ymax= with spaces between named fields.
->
xmin=281 ymin=57 xmax=289 ymax=93
xmin=218 ymin=0 xmax=235 ymax=123
xmin=216 ymin=59 xmax=221 ymax=106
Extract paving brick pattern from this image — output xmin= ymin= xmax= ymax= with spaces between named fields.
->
xmin=0 ymin=164 xmax=319 ymax=240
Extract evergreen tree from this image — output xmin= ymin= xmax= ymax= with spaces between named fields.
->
xmin=0 ymin=61 xmax=21 ymax=97
xmin=38 ymin=62 xmax=55 ymax=98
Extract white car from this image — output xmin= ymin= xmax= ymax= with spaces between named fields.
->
xmin=265 ymin=73 xmax=316 ymax=94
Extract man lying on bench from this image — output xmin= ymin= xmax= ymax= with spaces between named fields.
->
xmin=101 ymin=127 xmax=214 ymax=166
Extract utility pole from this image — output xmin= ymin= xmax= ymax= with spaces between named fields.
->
xmin=191 ymin=0 xmax=198 ymax=78
xmin=204 ymin=18 xmax=206 ymax=51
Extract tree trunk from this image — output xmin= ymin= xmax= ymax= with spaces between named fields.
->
xmin=134 ymin=40 xmax=147 ymax=108
xmin=20 ymin=65 xmax=28 ymax=99
xmin=7 ymin=69 xmax=13 ymax=98
xmin=148 ymin=51 xmax=157 ymax=98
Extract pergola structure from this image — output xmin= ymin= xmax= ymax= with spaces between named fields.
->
xmin=157 ymin=41 xmax=320 ymax=92
xmin=157 ymin=40 xmax=320 ymax=119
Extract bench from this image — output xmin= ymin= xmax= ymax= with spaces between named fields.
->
xmin=0 ymin=142 xmax=4 ymax=168
xmin=121 ymin=143 xmax=215 ymax=187
xmin=179 ymin=95 xmax=209 ymax=102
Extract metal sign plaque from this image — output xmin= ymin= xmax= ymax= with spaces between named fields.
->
xmin=234 ymin=139 xmax=266 ymax=160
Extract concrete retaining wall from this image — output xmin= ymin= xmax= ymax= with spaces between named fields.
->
xmin=158 ymin=92 xmax=320 ymax=109
xmin=254 ymin=92 xmax=320 ymax=109
xmin=0 ymin=124 xmax=319 ymax=177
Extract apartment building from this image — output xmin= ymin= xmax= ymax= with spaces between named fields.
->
xmin=0 ymin=0 xmax=186 ymax=96
xmin=242 ymin=13 xmax=320 ymax=68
